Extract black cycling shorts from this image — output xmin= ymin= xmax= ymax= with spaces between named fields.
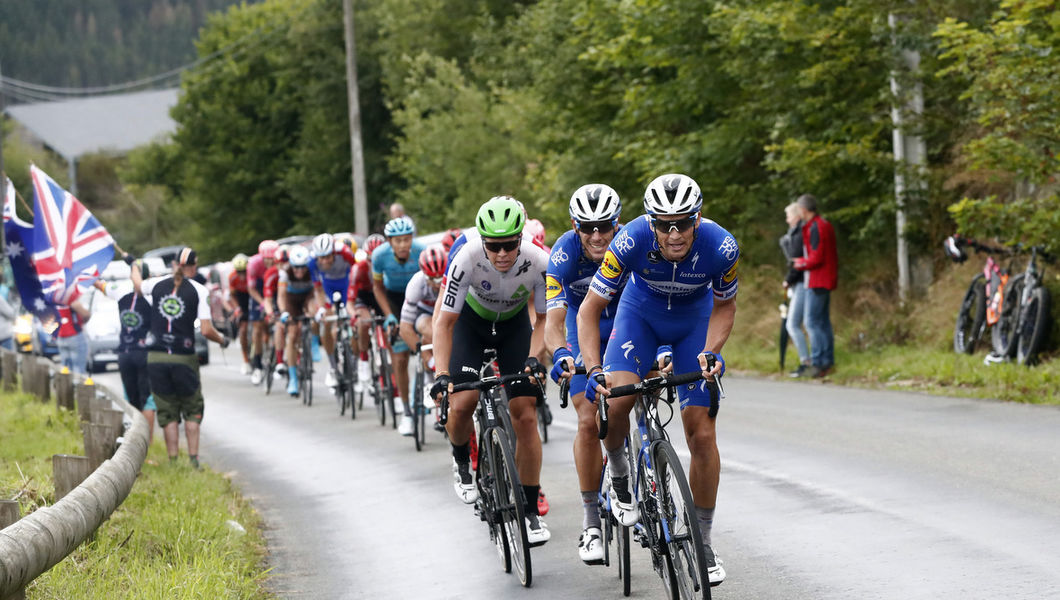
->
xmin=449 ymin=303 xmax=539 ymax=399
xmin=385 ymin=289 xmax=406 ymax=317
xmin=234 ymin=291 xmax=250 ymax=323
xmin=354 ymin=289 xmax=382 ymax=314
xmin=285 ymin=291 xmax=311 ymax=318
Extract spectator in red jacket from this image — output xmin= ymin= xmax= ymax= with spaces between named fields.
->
xmin=792 ymin=194 xmax=837 ymax=377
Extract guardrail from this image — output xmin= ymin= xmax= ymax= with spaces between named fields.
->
xmin=0 ymin=351 xmax=149 ymax=598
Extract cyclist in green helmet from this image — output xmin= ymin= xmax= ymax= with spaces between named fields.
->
xmin=431 ymin=195 xmax=554 ymax=546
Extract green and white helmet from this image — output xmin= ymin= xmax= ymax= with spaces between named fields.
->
xmin=476 ymin=196 xmax=525 ymax=238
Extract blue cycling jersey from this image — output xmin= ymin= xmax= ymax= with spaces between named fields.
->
xmin=372 ymin=240 xmax=425 ymax=293
xmin=546 ymin=229 xmax=622 ymax=318
xmin=594 ymin=215 xmax=739 ymax=409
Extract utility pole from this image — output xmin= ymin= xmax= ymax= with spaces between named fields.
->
xmin=1 ymin=59 xmax=6 ymax=179
xmin=889 ymin=13 xmax=926 ymax=304
xmin=343 ymin=0 xmax=369 ymax=237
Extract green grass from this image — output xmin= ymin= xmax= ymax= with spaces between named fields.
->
xmin=1 ymin=392 xmax=273 ymax=599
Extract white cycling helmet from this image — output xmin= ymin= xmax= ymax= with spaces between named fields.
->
xmin=643 ymin=174 xmax=703 ymax=216
xmin=569 ymin=184 xmax=621 ymax=223
xmin=312 ymin=233 xmax=334 ymax=257
xmin=289 ymin=245 xmax=311 ymax=267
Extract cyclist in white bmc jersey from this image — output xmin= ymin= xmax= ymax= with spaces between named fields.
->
xmin=431 ymin=196 xmax=553 ymax=546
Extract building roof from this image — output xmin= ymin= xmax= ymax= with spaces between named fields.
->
xmin=4 ymin=88 xmax=178 ymax=160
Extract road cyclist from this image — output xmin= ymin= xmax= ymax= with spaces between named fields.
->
xmin=226 ymin=253 xmax=252 ymax=374
xmin=277 ymin=245 xmax=315 ymax=397
xmin=399 ymin=244 xmax=448 ymax=442
xmin=578 ymin=173 xmax=739 ymax=589
xmin=246 ymin=240 xmax=278 ymax=385
xmin=372 ymin=216 xmax=425 ymax=436
xmin=308 ymin=233 xmax=358 ymax=391
xmin=430 ymin=195 xmax=553 ymax=547
xmin=351 ymin=234 xmax=387 ymax=398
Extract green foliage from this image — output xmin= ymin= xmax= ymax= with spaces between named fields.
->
xmin=936 ymin=0 xmax=1060 ymax=251
xmin=0 ymin=391 xmax=84 ymax=514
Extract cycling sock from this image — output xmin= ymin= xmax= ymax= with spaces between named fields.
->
xmin=275 ymin=348 xmax=283 ymax=363
xmin=606 ymin=446 xmax=630 ymax=479
xmin=582 ymin=490 xmax=601 ymax=530
xmin=427 ymin=356 xmax=435 ymax=370
xmin=695 ymin=506 xmax=715 ymax=547
xmin=523 ymin=485 xmax=541 ymax=516
xmin=252 ymin=354 xmax=262 ymax=370
xmin=452 ymin=442 xmax=471 ymax=464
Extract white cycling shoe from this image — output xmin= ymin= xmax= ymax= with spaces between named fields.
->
xmin=525 ymin=514 xmax=551 ymax=547
xmin=609 ymin=475 xmax=639 ymax=527
xmin=578 ymin=527 xmax=605 ymax=565
xmin=250 ymin=368 xmax=263 ymax=386
xmin=704 ymin=545 xmax=726 ymax=586
xmin=325 ymin=369 xmax=338 ymax=388
xmin=398 ymin=415 xmax=414 ymax=436
xmin=453 ymin=462 xmax=478 ymax=504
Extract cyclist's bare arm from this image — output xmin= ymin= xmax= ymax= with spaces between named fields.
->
xmin=576 ymin=290 xmax=609 ymax=375
xmin=529 ymin=310 xmax=547 ymax=361
xmin=701 ymin=296 xmax=736 ymax=378
xmin=372 ymin=278 xmax=392 ymax=319
xmin=544 ymin=306 xmax=571 ymax=376
xmin=277 ymin=282 xmax=289 ymax=314
xmin=432 ymin=310 xmax=458 ymax=382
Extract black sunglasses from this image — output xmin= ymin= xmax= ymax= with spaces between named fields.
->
xmin=575 ymin=219 xmax=615 ymax=234
xmin=483 ymin=238 xmax=521 ymax=253
xmin=651 ymin=214 xmax=698 ymax=234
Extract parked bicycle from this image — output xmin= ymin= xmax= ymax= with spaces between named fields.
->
xmin=944 ymin=235 xmax=1017 ymax=354
xmin=594 ymin=363 xmax=721 ymax=600
xmin=439 ymin=371 xmax=542 ymax=588
xmin=995 ymin=245 xmax=1054 ymax=365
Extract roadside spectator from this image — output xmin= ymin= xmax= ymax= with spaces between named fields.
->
xmin=135 ymin=247 xmax=228 ymax=469
xmin=793 ymin=194 xmax=838 ymax=377
xmin=389 ymin=202 xmax=407 ymax=219
xmin=94 ymin=258 xmax=157 ymax=443
xmin=55 ymin=299 xmax=91 ymax=376
xmin=779 ymin=202 xmax=811 ymax=377
xmin=0 ymin=273 xmax=16 ymax=351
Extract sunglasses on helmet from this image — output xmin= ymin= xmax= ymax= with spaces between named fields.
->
xmin=483 ymin=238 xmax=521 ymax=253
xmin=651 ymin=214 xmax=699 ymax=234
xmin=575 ymin=219 xmax=615 ymax=235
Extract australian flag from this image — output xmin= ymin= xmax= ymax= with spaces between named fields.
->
xmin=4 ymin=175 xmax=56 ymax=321
xmin=29 ymin=165 xmax=114 ymax=305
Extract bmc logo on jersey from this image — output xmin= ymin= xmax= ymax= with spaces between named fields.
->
xmin=600 ymin=250 xmax=622 ymax=279
xmin=722 ymin=257 xmax=739 ymax=283
xmin=545 ymin=275 xmax=563 ymax=301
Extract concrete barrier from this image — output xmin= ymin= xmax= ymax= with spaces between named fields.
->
xmin=0 ymin=360 xmax=148 ymax=598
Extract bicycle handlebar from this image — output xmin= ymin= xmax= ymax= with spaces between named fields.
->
xmin=558 ymin=366 xmax=587 ymax=409
xmin=438 ymin=372 xmax=542 ymax=426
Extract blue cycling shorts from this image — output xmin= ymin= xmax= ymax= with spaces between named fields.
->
xmin=564 ymin=308 xmax=612 ymax=398
xmin=321 ymin=278 xmax=350 ymax=308
xmin=603 ymin=295 xmax=715 ymax=410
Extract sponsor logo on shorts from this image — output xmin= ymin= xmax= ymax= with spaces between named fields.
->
xmin=461 ymin=366 xmax=478 ymax=374
xmin=545 ymin=275 xmax=563 ymax=301
xmin=600 ymin=250 xmax=622 ymax=279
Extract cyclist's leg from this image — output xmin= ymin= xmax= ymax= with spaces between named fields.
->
xmin=448 ymin=306 xmax=489 ymax=445
xmin=599 ymin=306 xmax=658 ymax=453
xmin=415 ymin=313 xmax=434 ymax=368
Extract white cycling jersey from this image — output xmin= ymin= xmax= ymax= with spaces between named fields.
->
xmin=401 ymin=271 xmax=438 ymax=324
xmin=441 ymin=232 xmax=549 ymax=321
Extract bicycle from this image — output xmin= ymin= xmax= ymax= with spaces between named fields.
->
xmin=324 ymin=292 xmax=357 ymax=419
xmin=365 ymin=314 xmax=398 ymax=428
xmin=297 ymin=315 xmax=314 ymax=406
xmin=262 ymin=315 xmax=277 ymax=395
xmin=409 ymin=342 xmax=434 ymax=451
xmin=994 ymin=246 xmax=1054 ymax=365
xmin=536 ymin=392 xmax=553 ymax=444
xmin=944 ymin=235 xmax=1018 ymax=355
xmin=594 ymin=364 xmax=721 ymax=600
xmin=439 ymin=371 xmax=541 ymax=588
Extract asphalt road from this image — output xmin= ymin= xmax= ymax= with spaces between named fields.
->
xmin=98 ymin=349 xmax=1060 ymax=599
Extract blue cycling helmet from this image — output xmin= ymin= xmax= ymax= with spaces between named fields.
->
xmin=384 ymin=216 xmax=416 ymax=237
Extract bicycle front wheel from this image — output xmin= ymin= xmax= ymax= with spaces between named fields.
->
xmin=489 ymin=427 xmax=532 ymax=587
xmin=379 ymin=346 xmax=397 ymax=429
xmin=953 ymin=274 xmax=986 ymax=354
xmin=537 ymin=398 xmax=551 ymax=444
xmin=654 ymin=442 xmax=711 ymax=600
xmin=343 ymin=339 xmax=356 ymax=419
xmin=1016 ymin=286 xmax=1051 ymax=365
xmin=992 ymin=273 xmax=1026 ymax=357
xmin=412 ymin=367 xmax=424 ymax=451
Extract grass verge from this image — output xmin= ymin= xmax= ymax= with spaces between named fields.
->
xmin=0 ymin=391 xmax=273 ymax=599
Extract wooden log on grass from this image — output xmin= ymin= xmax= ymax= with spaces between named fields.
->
xmin=80 ymin=422 xmax=119 ymax=470
xmin=52 ymin=455 xmax=92 ymax=501
xmin=19 ymin=356 xmax=33 ymax=396
xmin=53 ymin=370 xmax=74 ymax=411
xmin=0 ymin=500 xmax=25 ymax=600
xmin=30 ymin=359 xmax=50 ymax=403
xmin=0 ymin=350 xmax=17 ymax=392
xmin=74 ymin=382 xmax=96 ymax=422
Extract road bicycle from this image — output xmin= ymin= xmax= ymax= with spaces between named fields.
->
xmin=296 ymin=315 xmax=314 ymax=406
xmin=364 ymin=314 xmax=398 ymax=428
xmin=594 ymin=364 xmax=720 ymax=600
xmin=944 ymin=235 xmax=1018 ymax=355
xmin=324 ymin=292 xmax=357 ymax=419
xmin=439 ymin=370 xmax=541 ymax=588
xmin=536 ymin=390 xmax=553 ymax=444
xmin=994 ymin=246 xmax=1054 ymax=365
xmin=409 ymin=342 xmax=434 ymax=451
xmin=262 ymin=315 xmax=277 ymax=394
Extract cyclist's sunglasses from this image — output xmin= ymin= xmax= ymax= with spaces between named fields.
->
xmin=651 ymin=214 xmax=698 ymax=234
xmin=429 ymin=276 xmax=444 ymax=284
xmin=575 ymin=219 xmax=615 ymax=235
xmin=482 ymin=238 xmax=521 ymax=253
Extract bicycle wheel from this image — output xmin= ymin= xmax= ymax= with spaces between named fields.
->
xmin=345 ymin=340 xmax=356 ymax=419
xmin=953 ymin=274 xmax=986 ymax=354
xmin=636 ymin=443 xmax=679 ymax=600
xmin=379 ymin=345 xmax=397 ymax=429
xmin=477 ymin=424 xmax=511 ymax=574
xmin=654 ymin=442 xmax=711 ymax=600
xmin=617 ymin=514 xmax=631 ymax=596
xmin=992 ymin=273 xmax=1026 ymax=357
xmin=263 ymin=336 xmax=275 ymax=395
xmin=412 ymin=367 xmax=424 ymax=451
xmin=1016 ymin=286 xmax=1051 ymax=365
xmin=489 ymin=427 xmax=532 ymax=587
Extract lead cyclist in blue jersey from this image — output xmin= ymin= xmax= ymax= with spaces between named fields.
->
xmin=577 ymin=173 xmax=738 ymax=586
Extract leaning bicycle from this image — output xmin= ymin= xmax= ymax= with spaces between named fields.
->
xmin=440 ymin=371 xmax=539 ymax=587
xmin=994 ymin=246 xmax=1054 ymax=365
xmin=596 ymin=367 xmax=721 ymax=600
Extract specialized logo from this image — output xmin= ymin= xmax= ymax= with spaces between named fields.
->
xmin=551 ymin=248 xmax=569 ymax=266
xmin=159 ymin=295 xmax=186 ymax=322
xmin=613 ymin=230 xmax=635 ymax=254
xmin=719 ymin=236 xmax=738 ymax=261
xmin=621 ymin=340 xmax=635 ymax=359
xmin=690 ymin=252 xmax=700 ymax=271
xmin=120 ymin=309 xmax=143 ymax=330
xmin=515 ymin=260 xmax=532 ymax=276
xmin=545 ymin=275 xmax=563 ymax=301
xmin=722 ymin=257 xmax=739 ymax=283
xmin=600 ymin=250 xmax=622 ymax=279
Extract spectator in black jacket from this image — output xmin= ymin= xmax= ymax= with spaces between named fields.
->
xmin=780 ymin=203 xmax=811 ymax=377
